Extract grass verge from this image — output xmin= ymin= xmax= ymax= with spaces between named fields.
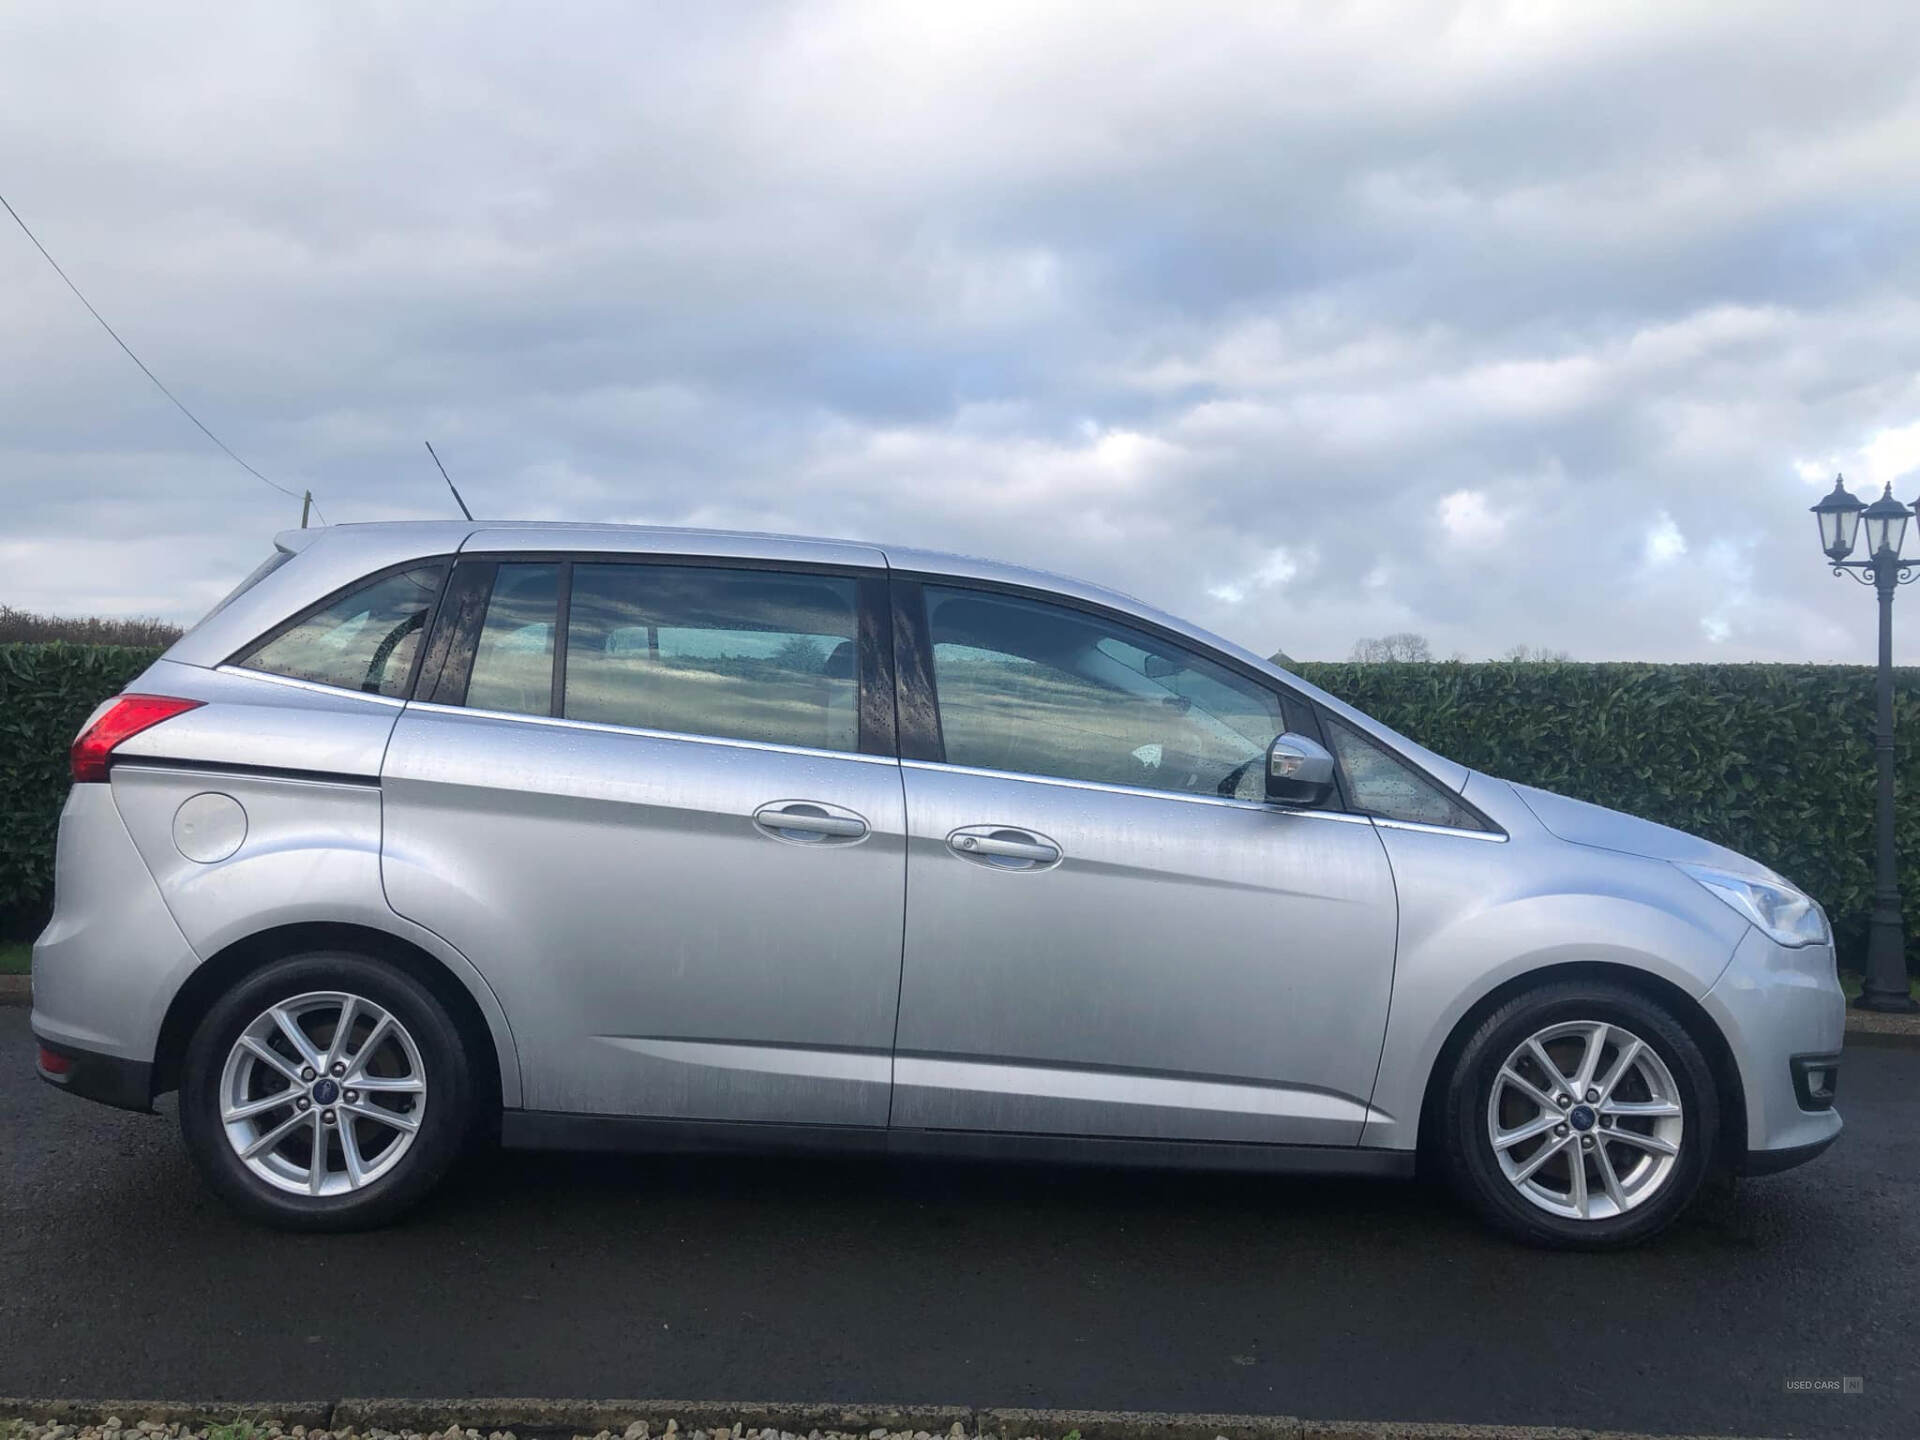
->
xmin=1839 ymin=969 xmax=1920 ymax=1001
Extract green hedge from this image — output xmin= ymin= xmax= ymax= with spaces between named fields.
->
xmin=1297 ymin=661 xmax=1920 ymax=975
xmin=1 ymin=644 xmax=1914 ymax=976
xmin=1 ymin=643 xmax=163 ymax=935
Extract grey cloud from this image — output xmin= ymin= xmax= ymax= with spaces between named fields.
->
xmin=4 ymin=0 xmax=1920 ymax=662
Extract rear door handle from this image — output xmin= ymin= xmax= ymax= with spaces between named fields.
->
xmin=946 ymin=825 xmax=1062 ymax=871
xmin=753 ymin=800 xmax=870 ymax=845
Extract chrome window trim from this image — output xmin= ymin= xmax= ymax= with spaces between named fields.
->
xmin=900 ymin=757 xmax=1376 ymax=823
xmin=1372 ymin=816 xmax=1509 ymax=843
xmin=214 ymin=665 xmax=409 ymax=708
xmin=401 ymin=697 xmax=899 ymax=767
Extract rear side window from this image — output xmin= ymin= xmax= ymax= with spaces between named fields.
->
xmin=236 ymin=563 xmax=446 ymax=697
xmin=562 ymin=563 xmax=860 ymax=752
xmin=1323 ymin=716 xmax=1485 ymax=830
xmin=463 ymin=563 xmax=561 ymax=716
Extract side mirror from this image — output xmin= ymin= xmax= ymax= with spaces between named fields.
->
xmin=1266 ymin=732 xmax=1336 ymax=806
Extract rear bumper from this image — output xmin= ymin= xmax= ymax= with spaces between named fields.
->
xmin=29 ymin=784 xmax=198 ymax=1066
xmin=34 ymin=1034 xmax=154 ymax=1113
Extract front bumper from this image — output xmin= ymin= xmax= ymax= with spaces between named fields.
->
xmin=1742 ymin=1131 xmax=1840 ymax=1176
xmin=1703 ymin=925 xmax=1846 ymax=1165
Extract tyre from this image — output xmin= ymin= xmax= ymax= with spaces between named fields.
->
xmin=1441 ymin=979 xmax=1719 ymax=1250
xmin=179 ymin=951 xmax=473 ymax=1230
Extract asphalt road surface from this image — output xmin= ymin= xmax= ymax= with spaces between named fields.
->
xmin=4 ymin=1007 xmax=1915 ymax=1439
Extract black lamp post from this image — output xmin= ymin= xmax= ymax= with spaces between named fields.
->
xmin=1814 ymin=474 xmax=1920 ymax=1012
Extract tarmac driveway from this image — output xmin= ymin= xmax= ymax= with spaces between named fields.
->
xmin=2 ymin=1007 xmax=1915 ymax=1439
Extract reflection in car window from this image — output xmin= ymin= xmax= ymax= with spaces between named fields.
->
xmin=464 ymin=563 xmax=560 ymax=716
xmin=563 ymin=564 xmax=860 ymax=752
xmin=237 ymin=564 xmax=446 ymax=697
xmin=924 ymin=586 xmax=1283 ymax=799
xmin=1324 ymin=717 xmax=1485 ymax=830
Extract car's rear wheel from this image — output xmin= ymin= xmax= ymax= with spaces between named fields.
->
xmin=180 ymin=952 xmax=471 ymax=1230
xmin=1442 ymin=980 xmax=1719 ymax=1249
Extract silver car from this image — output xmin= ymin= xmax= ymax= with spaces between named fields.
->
xmin=31 ymin=521 xmax=1844 ymax=1246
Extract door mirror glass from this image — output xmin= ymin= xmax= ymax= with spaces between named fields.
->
xmin=1266 ymin=732 xmax=1336 ymax=806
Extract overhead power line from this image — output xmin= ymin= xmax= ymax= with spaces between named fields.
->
xmin=1 ymin=190 xmax=308 ymax=506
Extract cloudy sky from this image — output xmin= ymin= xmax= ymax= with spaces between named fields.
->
xmin=6 ymin=1 xmax=1920 ymax=661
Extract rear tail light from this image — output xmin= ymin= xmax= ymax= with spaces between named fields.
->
xmin=38 ymin=1046 xmax=73 ymax=1077
xmin=70 ymin=694 xmax=204 ymax=782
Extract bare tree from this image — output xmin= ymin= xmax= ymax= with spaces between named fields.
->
xmin=1502 ymin=644 xmax=1570 ymax=662
xmin=1349 ymin=632 xmax=1433 ymax=663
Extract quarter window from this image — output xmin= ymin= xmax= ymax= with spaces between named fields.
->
xmin=923 ymin=585 xmax=1285 ymax=799
xmin=236 ymin=563 xmax=446 ymax=697
xmin=562 ymin=563 xmax=861 ymax=752
xmin=1323 ymin=717 xmax=1484 ymax=830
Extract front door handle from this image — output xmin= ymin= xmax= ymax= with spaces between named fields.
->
xmin=946 ymin=825 xmax=1062 ymax=871
xmin=753 ymin=800 xmax=870 ymax=845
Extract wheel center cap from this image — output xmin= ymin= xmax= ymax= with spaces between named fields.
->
xmin=311 ymin=1077 xmax=340 ymax=1105
xmin=1569 ymin=1103 xmax=1596 ymax=1131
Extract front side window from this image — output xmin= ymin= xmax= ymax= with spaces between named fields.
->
xmin=1324 ymin=716 xmax=1484 ymax=830
xmin=563 ymin=563 xmax=860 ymax=752
xmin=236 ymin=563 xmax=446 ymax=697
xmin=924 ymin=585 xmax=1285 ymax=799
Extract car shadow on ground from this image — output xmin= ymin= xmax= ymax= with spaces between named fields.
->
xmin=421 ymin=1133 xmax=1805 ymax=1257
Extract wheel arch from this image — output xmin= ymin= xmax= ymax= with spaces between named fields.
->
xmin=152 ymin=920 xmax=513 ymax=1123
xmin=1413 ymin=959 xmax=1748 ymax=1170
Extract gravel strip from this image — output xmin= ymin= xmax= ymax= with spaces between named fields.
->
xmin=0 ymin=1406 xmax=1780 ymax=1440
xmin=1844 ymin=1006 xmax=1920 ymax=1042
xmin=0 ymin=1420 xmax=992 ymax=1440
xmin=0 ymin=1420 xmax=971 ymax=1440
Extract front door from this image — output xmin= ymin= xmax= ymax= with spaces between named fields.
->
xmin=888 ymin=580 xmax=1399 ymax=1147
xmin=382 ymin=551 xmax=906 ymax=1127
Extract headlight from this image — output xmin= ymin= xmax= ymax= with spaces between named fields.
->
xmin=1675 ymin=862 xmax=1830 ymax=948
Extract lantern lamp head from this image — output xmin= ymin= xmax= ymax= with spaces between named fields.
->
xmin=1861 ymin=482 xmax=1912 ymax=560
xmin=1811 ymin=475 xmax=1865 ymax=561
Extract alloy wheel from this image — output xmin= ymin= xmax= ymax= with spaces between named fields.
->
xmin=1486 ymin=1019 xmax=1685 ymax=1221
xmin=217 ymin=990 xmax=427 ymax=1196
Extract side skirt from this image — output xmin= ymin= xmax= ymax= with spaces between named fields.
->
xmin=500 ymin=1111 xmax=1417 ymax=1178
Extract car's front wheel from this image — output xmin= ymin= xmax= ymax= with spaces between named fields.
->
xmin=1442 ymin=979 xmax=1719 ymax=1249
xmin=180 ymin=952 xmax=472 ymax=1230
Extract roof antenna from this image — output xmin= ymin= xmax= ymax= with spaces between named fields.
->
xmin=424 ymin=440 xmax=474 ymax=521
